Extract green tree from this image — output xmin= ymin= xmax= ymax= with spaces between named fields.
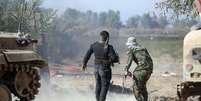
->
xmin=140 ymin=13 xmax=159 ymax=28
xmin=98 ymin=10 xmax=122 ymax=28
xmin=105 ymin=10 xmax=122 ymax=28
xmin=0 ymin=0 xmax=55 ymax=35
xmin=155 ymin=0 xmax=197 ymax=18
xmin=157 ymin=15 xmax=169 ymax=28
xmin=172 ymin=17 xmax=197 ymax=28
xmin=98 ymin=12 xmax=107 ymax=26
xmin=85 ymin=10 xmax=98 ymax=27
xmin=126 ymin=15 xmax=140 ymax=28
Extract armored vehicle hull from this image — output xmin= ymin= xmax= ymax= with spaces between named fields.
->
xmin=177 ymin=30 xmax=201 ymax=101
xmin=0 ymin=32 xmax=47 ymax=101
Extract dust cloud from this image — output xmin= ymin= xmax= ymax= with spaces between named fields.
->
xmin=35 ymin=77 xmax=136 ymax=101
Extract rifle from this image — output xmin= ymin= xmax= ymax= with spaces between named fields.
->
xmin=104 ymin=36 xmax=120 ymax=66
xmin=104 ymin=37 xmax=115 ymax=66
xmin=104 ymin=36 xmax=109 ymax=49
xmin=122 ymin=70 xmax=132 ymax=93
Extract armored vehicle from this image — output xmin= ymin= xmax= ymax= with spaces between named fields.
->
xmin=177 ymin=30 xmax=201 ymax=101
xmin=0 ymin=32 xmax=47 ymax=101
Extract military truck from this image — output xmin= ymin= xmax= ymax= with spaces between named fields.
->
xmin=177 ymin=29 xmax=201 ymax=101
xmin=0 ymin=32 xmax=47 ymax=101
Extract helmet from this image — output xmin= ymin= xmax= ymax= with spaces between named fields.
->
xmin=24 ymin=33 xmax=31 ymax=39
xmin=126 ymin=36 xmax=137 ymax=46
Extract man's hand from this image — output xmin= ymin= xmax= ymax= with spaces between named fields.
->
xmin=82 ymin=64 xmax=87 ymax=71
xmin=124 ymin=66 xmax=132 ymax=77
xmin=124 ymin=66 xmax=128 ymax=72
xmin=124 ymin=70 xmax=132 ymax=77
xmin=126 ymin=71 xmax=132 ymax=77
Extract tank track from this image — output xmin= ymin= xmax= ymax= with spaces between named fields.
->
xmin=0 ymin=63 xmax=41 ymax=101
xmin=0 ymin=84 xmax=12 ymax=101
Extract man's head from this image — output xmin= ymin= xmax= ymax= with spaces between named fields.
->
xmin=126 ymin=36 xmax=139 ymax=49
xmin=100 ymin=30 xmax=109 ymax=41
xmin=126 ymin=37 xmax=136 ymax=45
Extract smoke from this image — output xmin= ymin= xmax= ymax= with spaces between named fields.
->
xmin=35 ymin=76 xmax=136 ymax=101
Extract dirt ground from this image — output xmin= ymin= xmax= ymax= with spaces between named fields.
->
xmin=36 ymin=73 xmax=180 ymax=101
xmin=35 ymin=53 xmax=184 ymax=101
xmin=35 ymin=63 xmax=182 ymax=101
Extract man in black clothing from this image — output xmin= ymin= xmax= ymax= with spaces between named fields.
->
xmin=82 ymin=31 xmax=119 ymax=101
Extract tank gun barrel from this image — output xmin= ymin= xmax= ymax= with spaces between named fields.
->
xmin=31 ymin=39 xmax=38 ymax=43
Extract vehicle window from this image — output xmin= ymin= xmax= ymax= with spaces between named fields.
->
xmin=192 ymin=48 xmax=201 ymax=62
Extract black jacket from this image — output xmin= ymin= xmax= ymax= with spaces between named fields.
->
xmin=83 ymin=42 xmax=118 ymax=66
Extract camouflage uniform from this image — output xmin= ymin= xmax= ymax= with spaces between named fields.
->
xmin=126 ymin=46 xmax=153 ymax=101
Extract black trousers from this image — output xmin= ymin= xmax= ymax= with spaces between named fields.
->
xmin=94 ymin=64 xmax=111 ymax=101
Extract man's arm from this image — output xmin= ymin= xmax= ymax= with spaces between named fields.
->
xmin=82 ymin=45 xmax=93 ymax=70
xmin=125 ymin=50 xmax=133 ymax=71
xmin=108 ymin=45 xmax=119 ymax=63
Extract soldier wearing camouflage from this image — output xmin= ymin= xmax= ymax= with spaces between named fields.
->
xmin=125 ymin=37 xmax=153 ymax=101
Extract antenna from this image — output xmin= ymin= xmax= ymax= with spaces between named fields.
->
xmin=17 ymin=23 xmax=21 ymax=37
xmin=18 ymin=0 xmax=26 ymax=33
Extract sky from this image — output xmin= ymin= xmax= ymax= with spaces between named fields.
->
xmin=42 ymin=0 xmax=156 ymax=22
